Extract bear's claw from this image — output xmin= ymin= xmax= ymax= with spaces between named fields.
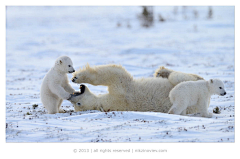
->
xmin=67 ymin=91 xmax=81 ymax=100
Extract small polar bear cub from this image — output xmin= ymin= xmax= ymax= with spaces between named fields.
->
xmin=41 ymin=56 xmax=76 ymax=114
xmin=168 ymin=79 xmax=226 ymax=118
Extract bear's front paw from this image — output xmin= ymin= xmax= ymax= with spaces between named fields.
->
xmin=98 ymin=106 xmax=104 ymax=112
xmin=73 ymin=91 xmax=81 ymax=95
xmin=202 ymin=113 xmax=213 ymax=118
xmin=59 ymin=109 xmax=66 ymax=113
xmin=207 ymin=113 xmax=213 ymax=118
xmin=67 ymin=94 xmax=72 ymax=100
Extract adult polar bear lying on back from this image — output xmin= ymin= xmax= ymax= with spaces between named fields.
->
xmin=69 ymin=64 xmax=201 ymax=114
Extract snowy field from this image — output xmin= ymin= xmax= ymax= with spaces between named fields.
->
xmin=6 ymin=6 xmax=234 ymax=142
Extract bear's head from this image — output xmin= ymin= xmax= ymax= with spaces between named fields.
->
xmin=154 ymin=66 xmax=173 ymax=78
xmin=55 ymin=56 xmax=75 ymax=74
xmin=208 ymin=79 xmax=226 ymax=96
xmin=69 ymin=84 xmax=97 ymax=111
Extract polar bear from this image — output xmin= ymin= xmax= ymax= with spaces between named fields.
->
xmin=154 ymin=66 xmax=204 ymax=86
xmin=154 ymin=66 xmax=212 ymax=112
xmin=168 ymin=79 xmax=226 ymax=118
xmin=40 ymin=56 xmax=76 ymax=114
xmin=69 ymin=64 xmax=198 ymax=114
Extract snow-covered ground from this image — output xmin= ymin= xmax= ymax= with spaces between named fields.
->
xmin=6 ymin=6 xmax=234 ymax=142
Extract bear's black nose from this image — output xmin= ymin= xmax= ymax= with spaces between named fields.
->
xmin=73 ymin=70 xmax=75 ymax=72
xmin=224 ymin=92 xmax=226 ymax=95
xmin=72 ymin=79 xmax=75 ymax=82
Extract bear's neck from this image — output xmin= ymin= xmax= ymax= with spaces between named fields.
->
xmin=53 ymin=66 xmax=66 ymax=75
xmin=207 ymin=82 xmax=215 ymax=95
xmin=84 ymin=94 xmax=98 ymax=110
xmin=82 ymin=93 xmax=107 ymax=111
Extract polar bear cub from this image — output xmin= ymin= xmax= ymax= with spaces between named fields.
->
xmin=154 ymin=66 xmax=204 ymax=86
xmin=168 ymin=79 xmax=226 ymax=118
xmin=41 ymin=56 xmax=76 ymax=114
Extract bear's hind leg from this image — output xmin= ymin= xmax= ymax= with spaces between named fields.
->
xmin=180 ymin=109 xmax=187 ymax=116
xmin=197 ymin=99 xmax=212 ymax=118
xmin=57 ymin=99 xmax=65 ymax=113
xmin=45 ymin=101 xmax=59 ymax=114
xmin=42 ymin=94 xmax=59 ymax=114
xmin=168 ymin=103 xmax=187 ymax=115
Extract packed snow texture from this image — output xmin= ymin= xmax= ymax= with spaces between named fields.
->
xmin=6 ymin=6 xmax=234 ymax=142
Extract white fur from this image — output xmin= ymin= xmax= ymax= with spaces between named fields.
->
xmin=70 ymin=64 xmax=199 ymax=114
xmin=40 ymin=56 xmax=76 ymax=114
xmin=154 ymin=66 xmax=204 ymax=86
xmin=168 ymin=79 xmax=226 ymax=118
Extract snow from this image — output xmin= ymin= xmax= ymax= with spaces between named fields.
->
xmin=6 ymin=6 xmax=234 ymax=143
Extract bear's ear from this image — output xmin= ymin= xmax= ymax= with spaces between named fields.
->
xmin=159 ymin=66 xmax=165 ymax=69
xmin=210 ymin=79 xmax=213 ymax=83
xmin=56 ymin=60 xmax=62 ymax=65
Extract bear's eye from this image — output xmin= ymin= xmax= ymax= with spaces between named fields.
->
xmin=68 ymin=65 xmax=71 ymax=67
xmin=219 ymin=87 xmax=222 ymax=89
